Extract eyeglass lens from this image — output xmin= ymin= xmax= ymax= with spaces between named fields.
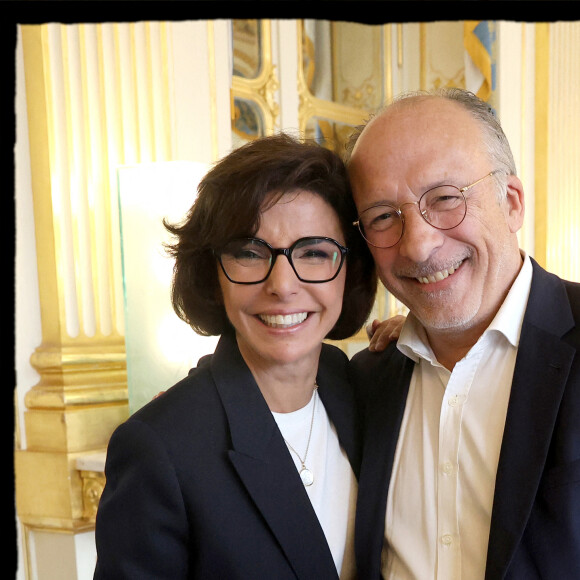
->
xmin=219 ymin=237 xmax=345 ymax=283
xmin=358 ymin=185 xmax=467 ymax=248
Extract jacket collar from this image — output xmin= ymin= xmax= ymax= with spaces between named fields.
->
xmin=485 ymin=259 xmax=576 ymax=578
xmin=210 ymin=332 xmax=341 ymax=579
xmin=316 ymin=342 xmax=362 ymax=477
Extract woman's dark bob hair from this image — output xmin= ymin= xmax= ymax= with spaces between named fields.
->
xmin=164 ymin=132 xmax=377 ymax=340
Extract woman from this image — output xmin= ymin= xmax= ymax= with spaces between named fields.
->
xmin=93 ymin=134 xmax=377 ymax=579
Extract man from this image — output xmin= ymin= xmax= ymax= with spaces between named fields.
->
xmin=347 ymin=88 xmax=580 ymax=579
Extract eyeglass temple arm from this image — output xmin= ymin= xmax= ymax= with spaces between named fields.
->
xmin=460 ymin=170 xmax=499 ymax=193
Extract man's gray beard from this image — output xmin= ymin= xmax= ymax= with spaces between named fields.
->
xmin=397 ymin=287 xmax=481 ymax=334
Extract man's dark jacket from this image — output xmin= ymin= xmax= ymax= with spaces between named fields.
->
xmin=350 ymin=259 xmax=580 ymax=579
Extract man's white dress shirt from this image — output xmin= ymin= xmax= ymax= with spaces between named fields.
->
xmin=382 ymin=254 xmax=532 ymax=580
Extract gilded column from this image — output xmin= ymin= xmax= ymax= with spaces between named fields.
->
xmin=16 ymin=24 xmax=130 ymax=532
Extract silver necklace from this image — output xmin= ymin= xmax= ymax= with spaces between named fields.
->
xmin=283 ymin=386 xmax=318 ymax=487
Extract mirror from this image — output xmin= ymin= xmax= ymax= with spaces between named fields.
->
xmin=232 ymin=97 xmax=265 ymax=147
xmin=304 ymin=116 xmax=359 ymax=156
xmin=302 ymin=20 xmax=387 ymax=111
xmin=232 ymin=19 xmax=262 ymax=80
xmin=231 ymin=20 xmax=278 ymax=145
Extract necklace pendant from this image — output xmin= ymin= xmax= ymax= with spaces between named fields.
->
xmin=299 ymin=467 xmax=314 ymax=486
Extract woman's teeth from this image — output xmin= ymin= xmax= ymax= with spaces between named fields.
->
xmin=259 ymin=312 xmax=308 ymax=328
xmin=416 ymin=262 xmax=462 ymax=284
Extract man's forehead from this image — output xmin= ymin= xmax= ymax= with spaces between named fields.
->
xmin=352 ymin=98 xmax=478 ymax=162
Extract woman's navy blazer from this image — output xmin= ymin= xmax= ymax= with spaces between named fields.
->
xmin=94 ymin=331 xmax=361 ymax=579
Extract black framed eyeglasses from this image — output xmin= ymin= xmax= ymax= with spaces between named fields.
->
xmin=353 ymin=170 xmax=501 ymax=248
xmin=215 ymin=236 xmax=348 ymax=284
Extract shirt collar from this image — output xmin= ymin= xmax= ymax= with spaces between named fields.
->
xmin=397 ymin=251 xmax=533 ymax=363
xmin=486 ymin=250 xmax=532 ymax=347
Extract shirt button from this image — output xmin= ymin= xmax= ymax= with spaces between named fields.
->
xmin=442 ymin=462 xmax=454 ymax=475
xmin=448 ymin=395 xmax=460 ymax=407
xmin=441 ymin=534 xmax=453 ymax=547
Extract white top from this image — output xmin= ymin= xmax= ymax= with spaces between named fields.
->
xmin=383 ymin=253 xmax=533 ymax=580
xmin=273 ymin=390 xmax=357 ymax=579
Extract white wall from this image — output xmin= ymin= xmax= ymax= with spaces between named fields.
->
xmin=496 ymin=21 xmax=537 ymax=257
xmin=15 ymin=27 xmax=42 ymax=580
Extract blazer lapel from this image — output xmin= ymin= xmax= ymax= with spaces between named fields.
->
xmin=210 ymin=334 xmax=339 ymax=580
xmin=485 ymin=261 xmax=576 ymax=579
xmin=316 ymin=344 xmax=361 ymax=477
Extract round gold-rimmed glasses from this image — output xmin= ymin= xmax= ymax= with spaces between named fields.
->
xmin=353 ymin=170 xmax=501 ymax=248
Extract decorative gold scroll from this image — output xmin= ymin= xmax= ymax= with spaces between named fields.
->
xmin=231 ymin=20 xmax=279 ymax=141
xmin=16 ymin=20 xmax=180 ymax=533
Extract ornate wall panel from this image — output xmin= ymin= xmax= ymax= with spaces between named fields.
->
xmin=16 ymin=20 xmax=177 ymax=533
xmin=420 ymin=22 xmax=466 ymax=90
xmin=299 ymin=20 xmax=388 ymax=154
xmin=231 ymin=19 xmax=279 ymax=145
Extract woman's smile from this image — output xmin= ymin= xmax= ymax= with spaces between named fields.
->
xmin=257 ymin=311 xmax=309 ymax=328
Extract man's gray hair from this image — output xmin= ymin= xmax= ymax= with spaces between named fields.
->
xmin=345 ymin=88 xmax=517 ymax=200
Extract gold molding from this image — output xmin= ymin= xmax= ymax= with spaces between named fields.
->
xmin=80 ymin=470 xmax=106 ymax=522
xmin=17 ymin=24 xmax=129 ymax=534
xmin=534 ymin=23 xmax=549 ymax=269
xmin=297 ymin=20 xmax=369 ymax=134
xmin=16 ymin=449 xmax=98 ymax=531
xmin=384 ymin=24 xmax=393 ymax=105
xmin=420 ymin=23 xmax=426 ymax=90
xmin=232 ymin=20 xmax=279 ymax=136
xmin=518 ymin=23 xmax=529 ymax=252
xmin=397 ymin=23 xmax=403 ymax=69
xmin=160 ymin=22 xmax=173 ymax=159
xmin=297 ymin=21 xmax=393 ymax=135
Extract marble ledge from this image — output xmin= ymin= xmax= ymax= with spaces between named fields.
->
xmin=76 ymin=451 xmax=106 ymax=473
